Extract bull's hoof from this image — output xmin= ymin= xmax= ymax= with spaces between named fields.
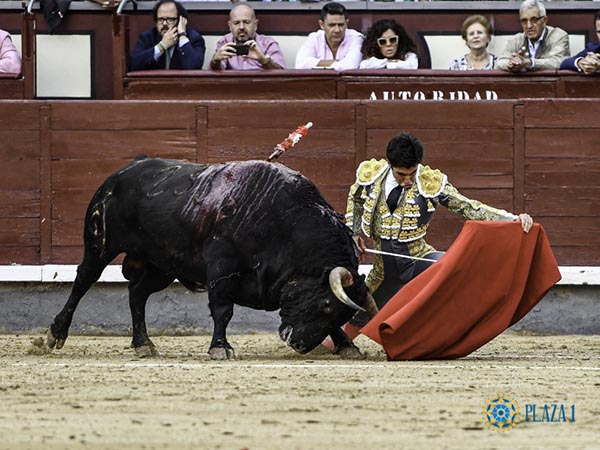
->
xmin=46 ymin=328 xmax=66 ymax=350
xmin=134 ymin=343 xmax=159 ymax=358
xmin=208 ymin=347 xmax=235 ymax=360
xmin=335 ymin=345 xmax=366 ymax=360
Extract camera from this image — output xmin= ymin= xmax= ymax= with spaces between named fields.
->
xmin=232 ymin=44 xmax=249 ymax=56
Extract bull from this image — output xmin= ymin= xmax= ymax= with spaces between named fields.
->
xmin=45 ymin=157 xmax=378 ymax=359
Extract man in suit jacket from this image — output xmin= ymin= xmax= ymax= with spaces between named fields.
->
xmin=130 ymin=0 xmax=205 ymax=71
xmin=560 ymin=10 xmax=600 ymax=74
xmin=497 ymin=0 xmax=569 ymax=72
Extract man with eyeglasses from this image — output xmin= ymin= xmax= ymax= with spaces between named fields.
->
xmin=295 ymin=2 xmax=364 ymax=70
xmin=497 ymin=0 xmax=569 ymax=72
xmin=209 ymin=3 xmax=285 ymax=70
xmin=130 ymin=0 xmax=205 ymax=71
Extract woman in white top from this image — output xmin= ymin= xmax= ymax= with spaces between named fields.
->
xmin=359 ymin=19 xmax=419 ymax=70
xmin=449 ymin=15 xmax=497 ymax=71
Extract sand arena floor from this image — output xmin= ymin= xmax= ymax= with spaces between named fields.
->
xmin=0 ymin=332 xmax=598 ymax=450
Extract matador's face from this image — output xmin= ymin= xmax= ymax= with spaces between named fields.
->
xmin=390 ymin=164 xmax=418 ymax=190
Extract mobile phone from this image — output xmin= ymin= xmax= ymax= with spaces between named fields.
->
xmin=233 ymin=44 xmax=249 ymax=56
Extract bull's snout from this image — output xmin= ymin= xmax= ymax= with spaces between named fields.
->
xmin=279 ymin=325 xmax=312 ymax=353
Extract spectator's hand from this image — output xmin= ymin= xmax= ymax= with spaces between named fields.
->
xmin=177 ymin=16 xmax=187 ymax=36
xmin=212 ymin=43 xmax=238 ymax=62
xmin=161 ymin=25 xmax=179 ymax=50
xmin=517 ymin=213 xmax=533 ymax=233
xmin=579 ymin=53 xmax=600 ymax=75
xmin=245 ymin=40 xmax=266 ymax=63
xmin=507 ymin=52 xmax=530 ymax=72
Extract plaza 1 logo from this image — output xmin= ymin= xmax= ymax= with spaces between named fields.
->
xmin=482 ymin=394 xmax=576 ymax=432
xmin=482 ymin=393 xmax=521 ymax=432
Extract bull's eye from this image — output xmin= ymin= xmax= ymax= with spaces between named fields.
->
xmin=322 ymin=300 xmax=333 ymax=315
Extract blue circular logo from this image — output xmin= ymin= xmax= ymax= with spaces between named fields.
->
xmin=482 ymin=394 xmax=521 ymax=432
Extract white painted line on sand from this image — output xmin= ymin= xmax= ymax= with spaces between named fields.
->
xmin=10 ymin=362 xmax=600 ymax=371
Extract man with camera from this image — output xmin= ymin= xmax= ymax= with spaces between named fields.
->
xmin=209 ymin=3 xmax=285 ymax=70
xmin=130 ymin=0 xmax=205 ymax=71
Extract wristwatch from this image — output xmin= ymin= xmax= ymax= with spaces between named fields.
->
xmin=178 ymin=32 xmax=187 ymax=38
xmin=261 ymin=55 xmax=271 ymax=66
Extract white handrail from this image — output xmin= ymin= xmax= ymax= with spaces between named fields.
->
xmin=117 ymin=0 xmax=136 ymax=15
xmin=26 ymin=0 xmax=37 ymax=14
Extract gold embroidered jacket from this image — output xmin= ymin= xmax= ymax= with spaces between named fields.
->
xmin=345 ymin=159 xmax=518 ymax=292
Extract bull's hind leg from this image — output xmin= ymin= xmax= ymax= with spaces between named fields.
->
xmin=47 ymin=251 xmax=115 ymax=350
xmin=123 ymin=256 xmax=174 ymax=357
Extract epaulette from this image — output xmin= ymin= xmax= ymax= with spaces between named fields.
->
xmin=416 ymin=165 xmax=448 ymax=198
xmin=356 ymin=159 xmax=388 ymax=186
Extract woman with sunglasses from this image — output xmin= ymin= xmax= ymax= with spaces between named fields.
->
xmin=359 ymin=19 xmax=418 ymax=69
xmin=449 ymin=15 xmax=497 ymax=71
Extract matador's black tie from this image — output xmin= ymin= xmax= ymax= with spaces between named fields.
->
xmin=387 ymin=186 xmax=403 ymax=213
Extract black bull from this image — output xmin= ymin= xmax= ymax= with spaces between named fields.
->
xmin=45 ymin=157 xmax=378 ymax=359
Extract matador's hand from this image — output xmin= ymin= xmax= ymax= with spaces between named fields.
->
xmin=352 ymin=235 xmax=366 ymax=263
xmin=518 ymin=213 xmax=533 ymax=233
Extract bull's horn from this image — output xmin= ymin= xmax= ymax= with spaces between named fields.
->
xmin=365 ymin=291 xmax=379 ymax=319
xmin=329 ymin=267 xmax=365 ymax=312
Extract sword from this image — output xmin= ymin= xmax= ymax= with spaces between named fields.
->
xmin=364 ymin=248 xmax=440 ymax=263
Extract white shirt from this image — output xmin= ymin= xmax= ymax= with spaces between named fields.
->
xmin=359 ymin=53 xmax=419 ymax=70
xmin=527 ymin=27 xmax=548 ymax=69
xmin=384 ymin=168 xmax=404 ymax=209
xmin=295 ymin=29 xmax=364 ymax=71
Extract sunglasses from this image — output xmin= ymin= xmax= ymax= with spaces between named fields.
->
xmin=377 ymin=35 xmax=399 ymax=47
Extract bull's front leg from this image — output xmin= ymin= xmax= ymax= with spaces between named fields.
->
xmin=330 ymin=327 xmax=365 ymax=360
xmin=204 ymin=239 xmax=242 ymax=360
xmin=208 ymin=299 xmax=235 ymax=360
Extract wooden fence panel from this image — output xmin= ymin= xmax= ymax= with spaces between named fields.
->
xmin=522 ymin=100 xmax=600 ymax=264
xmin=0 ymin=99 xmax=598 ymax=265
xmin=0 ymin=104 xmax=40 ymax=264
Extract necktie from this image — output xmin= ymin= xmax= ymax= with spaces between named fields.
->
xmin=387 ymin=185 xmax=403 ymax=213
xmin=165 ymin=48 xmax=171 ymax=70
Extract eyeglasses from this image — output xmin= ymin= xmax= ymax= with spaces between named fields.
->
xmin=156 ymin=17 xmax=178 ymax=25
xmin=377 ymin=35 xmax=399 ymax=47
xmin=519 ymin=16 xmax=544 ymax=26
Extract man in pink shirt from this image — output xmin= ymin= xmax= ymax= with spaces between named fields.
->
xmin=209 ymin=3 xmax=285 ymax=70
xmin=0 ymin=29 xmax=21 ymax=76
xmin=295 ymin=2 xmax=364 ymax=71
